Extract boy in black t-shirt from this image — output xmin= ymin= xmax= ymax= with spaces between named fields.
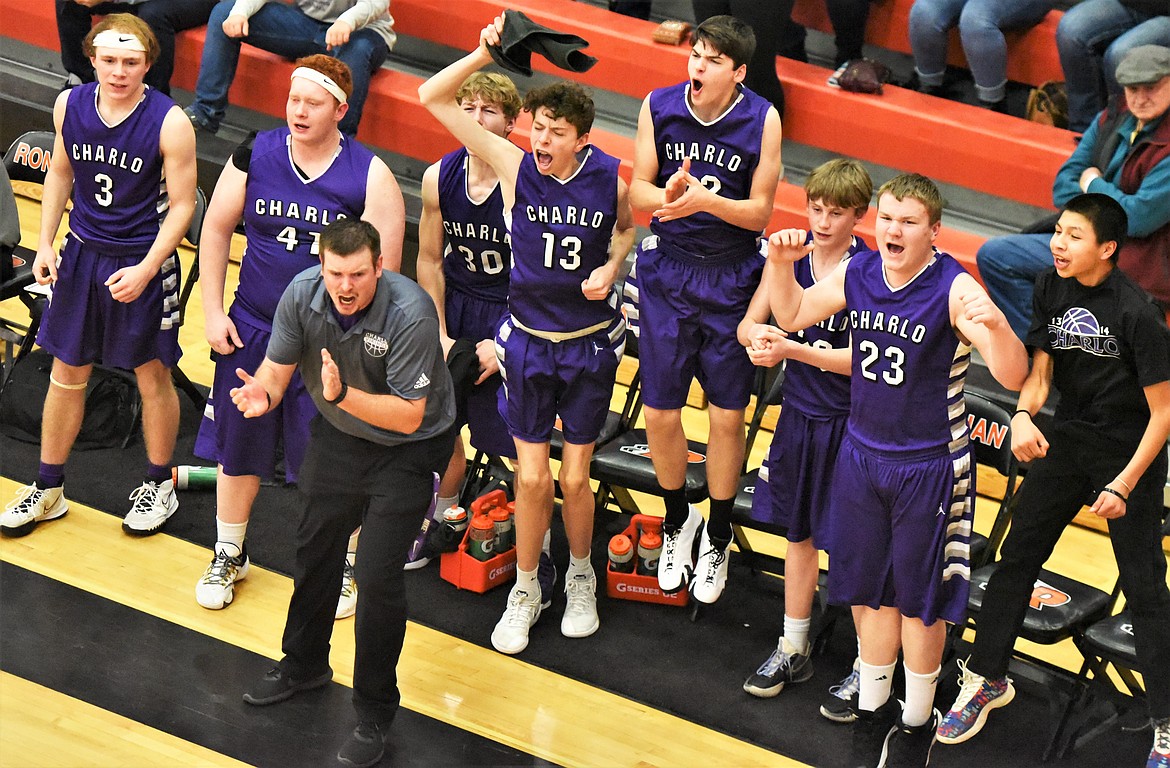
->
xmin=936 ymin=193 xmax=1170 ymax=768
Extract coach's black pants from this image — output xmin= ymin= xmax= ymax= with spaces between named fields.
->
xmin=969 ymin=423 xmax=1170 ymax=718
xmin=278 ymin=416 xmax=453 ymax=726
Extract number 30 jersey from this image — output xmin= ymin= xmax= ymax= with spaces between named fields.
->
xmin=844 ymin=249 xmax=971 ymax=458
xmin=62 ymin=83 xmax=172 ymax=251
xmin=235 ymin=128 xmax=374 ymax=329
xmin=438 ymin=147 xmax=511 ymax=304
xmin=508 ymin=146 xmax=620 ymax=334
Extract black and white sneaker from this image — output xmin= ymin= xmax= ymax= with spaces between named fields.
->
xmin=743 ymin=638 xmax=813 ymax=698
xmin=122 ymin=479 xmax=177 ymax=535
xmin=658 ymin=505 xmax=702 ymax=593
xmin=821 ymin=659 xmax=862 ymax=723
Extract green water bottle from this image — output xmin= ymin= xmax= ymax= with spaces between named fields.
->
xmin=172 ymin=465 xmax=218 ymax=490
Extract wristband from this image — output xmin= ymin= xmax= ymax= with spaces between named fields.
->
xmin=1012 ymin=409 xmax=1031 ymax=418
xmin=325 ymin=381 xmax=348 ymax=405
xmin=1102 ymin=487 xmax=1128 ymax=504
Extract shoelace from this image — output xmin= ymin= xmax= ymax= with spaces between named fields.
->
xmin=340 ymin=561 xmax=357 ymax=598
xmin=128 ymin=481 xmax=161 ymax=513
xmin=699 ymin=546 xmax=726 ymax=584
xmin=1154 ymin=718 xmax=1170 ymax=754
xmin=831 ymin=669 xmax=861 ymax=700
xmin=564 ymin=575 xmax=595 ymax=613
xmin=756 ymin=647 xmax=792 ymax=677
xmin=953 ymin=658 xmax=989 ymax=709
xmin=5 ymin=484 xmax=42 ymax=514
xmin=503 ymin=590 xmax=539 ymax=627
xmin=200 ymin=551 xmax=241 ymax=586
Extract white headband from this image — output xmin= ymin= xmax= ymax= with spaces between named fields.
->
xmin=91 ymin=29 xmax=147 ymax=53
xmin=291 ymin=67 xmax=348 ymax=105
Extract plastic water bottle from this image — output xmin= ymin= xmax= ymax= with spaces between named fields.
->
xmin=637 ymin=529 xmax=663 ymax=576
xmin=436 ymin=506 xmax=468 ymax=553
xmin=468 ymin=514 xmax=496 ymax=561
xmin=489 ymin=505 xmax=514 ymax=552
xmin=608 ymin=534 xmax=635 ymax=573
xmin=172 ymin=465 xmax=217 ymax=490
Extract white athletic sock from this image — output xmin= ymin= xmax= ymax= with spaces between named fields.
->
xmin=437 ymin=495 xmax=459 ymax=514
xmin=902 ymin=664 xmax=941 ymax=727
xmin=783 ymin=615 xmax=811 ymax=655
xmin=858 ymin=659 xmax=896 ymax=713
xmin=215 ymin=519 xmax=248 ymax=558
xmin=567 ymin=552 xmax=592 ymax=578
xmin=515 ymin=566 xmax=539 ymax=596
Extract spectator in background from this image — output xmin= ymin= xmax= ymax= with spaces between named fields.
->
xmin=908 ymin=0 xmax=1055 ymax=111
xmin=184 ymin=0 xmax=395 ymax=138
xmin=56 ymin=0 xmax=219 ymax=94
xmin=977 ymin=45 xmax=1170 ymax=339
xmin=608 ymin=0 xmax=652 ymax=20
xmin=779 ymin=0 xmax=875 ymax=67
xmin=1058 ymin=0 xmax=1170 ymax=133
xmin=693 ymin=0 xmax=789 ymax=117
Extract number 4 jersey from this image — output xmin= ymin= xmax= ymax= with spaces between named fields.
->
xmin=844 ymin=249 xmax=971 ymax=457
xmin=234 ymin=128 xmax=375 ymax=329
xmin=508 ymin=146 xmax=620 ymax=334
xmin=62 ymin=83 xmax=173 ymax=251
xmin=438 ymin=147 xmax=511 ymax=303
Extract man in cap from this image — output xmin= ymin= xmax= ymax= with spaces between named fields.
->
xmin=976 ymin=44 xmax=1170 ymax=339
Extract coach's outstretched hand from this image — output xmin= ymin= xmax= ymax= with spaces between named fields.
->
xmin=320 ymin=348 xmax=343 ymax=403
xmin=231 ymin=368 xmax=270 ymax=418
xmin=767 ymin=229 xmax=815 ymax=263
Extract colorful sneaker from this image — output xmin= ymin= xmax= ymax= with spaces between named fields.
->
xmin=885 ymin=708 xmax=940 ymax=767
xmin=122 ymin=479 xmax=178 ymax=535
xmin=538 ymin=530 xmax=556 ymax=610
xmin=850 ymin=698 xmax=900 ymax=768
xmin=491 ymin=584 xmax=542 ymax=654
xmin=936 ymin=660 xmax=1014 ymax=745
xmin=1 ymin=483 xmax=68 ymax=537
xmin=335 ymin=559 xmax=357 ymax=619
xmin=1149 ymin=717 xmax=1170 ymax=768
xmin=743 ymin=637 xmax=813 ymax=698
xmin=560 ymin=567 xmax=600 ymax=639
xmin=691 ymin=526 xmax=730 ymax=604
xmin=658 ymin=504 xmax=702 ymax=593
xmin=821 ymin=660 xmax=862 ymax=724
xmin=195 ymin=545 xmax=250 ymax=610
xmin=404 ymin=473 xmax=441 ymax=571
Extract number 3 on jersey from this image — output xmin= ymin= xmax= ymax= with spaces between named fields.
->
xmin=542 ymin=232 xmax=582 ymax=271
xmin=858 ymin=339 xmax=905 ymax=386
xmin=276 ymin=226 xmax=320 ymax=255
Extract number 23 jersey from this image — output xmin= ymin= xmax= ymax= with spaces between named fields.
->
xmin=235 ymin=128 xmax=374 ymax=328
xmin=844 ymin=249 xmax=971 ymax=457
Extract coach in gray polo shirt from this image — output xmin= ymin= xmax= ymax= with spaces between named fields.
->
xmin=230 ymin=218 xmax=454 ymax=768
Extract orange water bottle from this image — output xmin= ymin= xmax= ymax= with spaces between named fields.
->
xmin=608 ymin=534 xmax=635 ymax=573
xmin=637 ymin=529 xmax=663 ymax=576
xmin=468 ymin=513 xmax=496 ymax=561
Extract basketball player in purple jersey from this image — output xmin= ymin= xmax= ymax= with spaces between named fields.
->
xmin=192 ymin=54 xmax=404 ymax=612
xmin=1 ymin=14 xmax=196 ymax=539
xmin=628 ymin=15 xmax=783 ymax=604
xmin=740 ymin=159 xmax=871 ymax=716
xmin=420 ymin=13 xmax=636 ymax=655
xmin=767 ymin=174 xmax=1028 ymax=767
xmin=416 ymin=72 xmax=524 ymax=563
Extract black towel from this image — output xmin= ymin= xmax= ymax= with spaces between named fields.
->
xmin=488 ymin=10 xmax=598 ymax=78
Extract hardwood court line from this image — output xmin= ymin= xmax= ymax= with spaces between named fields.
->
xmin=0 ymin=477 xmax=805 ymax=768
xmin=0 ymin=672 xmax=253 ymax=768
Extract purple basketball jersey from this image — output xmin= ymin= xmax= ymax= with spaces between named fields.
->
xmin=509 ymin=146 xmax=621 ymax=333
xmin=233 ymin=129 xmax=373 ymax=328
xmin=62 ymin=83 xmax=172 ymax=250
xmin=648 ymin=82 xmax=770 ymax=263
xmin=781 ymin=235 xmax=868 ymax=418
xmin=843 ymin=249 xmax=971 ymax=457
xmin=438 ymin=147 xmax=511 ymax=303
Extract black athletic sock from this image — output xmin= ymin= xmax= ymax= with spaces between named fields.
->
xmin=707 ymin=497 xmax=734 ymax=544
xmin=662 ymin=487 xmax=688 ymax=530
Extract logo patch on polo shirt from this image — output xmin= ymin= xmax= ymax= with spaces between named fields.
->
xmin=363 ymin=332 xmax=388 ymax=358
xmin=413 ymin=373 xmax=430 ymax=390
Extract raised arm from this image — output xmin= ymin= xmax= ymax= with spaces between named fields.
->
xmin=363 ymin=157 xmax=406 ymax=274
xmin=199 ymin=158 xmax=248 ymax=354
xmin=766 ymin=228 xmax=846 ymax=332
xmin=417 ymin=15 xmax=524 ymax=206
xmin=415 ymin=161 xmax=453 ymax=348
xmin=34 ymin=92 xmax=73 ymax=285
xmin=950 ymin=272 xmax=1028 ymax=391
